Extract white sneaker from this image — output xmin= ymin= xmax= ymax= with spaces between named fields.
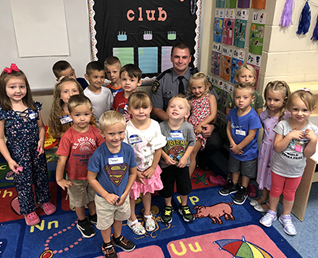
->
xmin=259 ymin=210 xmax=277 ymax=227
xmin=279 ymin=215 xmax=297 ymax=236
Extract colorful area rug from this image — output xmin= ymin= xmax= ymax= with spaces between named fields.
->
xmin=0 ymin=153 xmax=301 ymax=258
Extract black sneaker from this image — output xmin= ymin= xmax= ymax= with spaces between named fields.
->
xmin=112 ymin=235 xmax=135 ymax=252
xmin=233 ymin=185 xmax=248 ymax=205
xmin=178 ymin=205 xmax=195 ymax=222
xmin=219 ymin=179 xmax=238 ymax=196
xmin=161 ymin=205 xmax=174 ymax=224
xmin=89 ymin=213 xmax=97 ymax=225
xmin=102 ymin=243 xmax=117 ymax=258
xmin=77 ymin=217 xmax=96 ymax=238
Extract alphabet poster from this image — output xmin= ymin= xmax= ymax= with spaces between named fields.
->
xmin=230 ymin=49 xmax=245 ymax=84
xmin=211 ymin=43 xmax=222 ymax=76
xmin=247 ymin=52 xmax=261 ymax=89
xmin=226 ymin=0 xmax=237 ymax=8
xmin=216 ymin=0 xmax=225 ymax=8
xmin=251 ymin=0 xmax=267 ymax=9
xmin=233 ymin=9 xmax=248 ymax=48
xmin=249 ymin=12 xmax=266 ymax=55
xmin=238 ymin=0 xmax=250 ymax=8
xmin=222 ymin=9 xmax=235 ymax=46
xmin=220 ymin=46 xmax=233 ymax=82
xmin=89 ymin=0 xmax=201 ymax=77
xmin=213 ymin=9 xmax=224 ymax=43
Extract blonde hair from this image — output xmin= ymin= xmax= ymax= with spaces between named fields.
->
xmin=235 ymin=64 xmax=257 ymax=84
xmin=104 ymin=56 xmax=121 ymax=69
xmin=234 ymin=82 xmax=255 ymax=97
xmin=188 ymin=72 xmax=210 ymax=97
xmin=128 ymin=91 xmax=152 ymax=109
xmin=48 ymin=77 xmax=83 ymax=138
xmin=99 ymin=110 xmax=126 ymax=131
xmin=68 ymin=95 xmax=92 ymax=113
xmin=264 ymin=81 xmax=290 ymax=121
xmin=168 ymin=94 xmax=191 ymax=112
xmin=287 ymin=89 xmax=316 ymax=111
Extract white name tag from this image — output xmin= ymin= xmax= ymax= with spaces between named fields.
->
xmin=129 ymin=134 xmax=142 ymax=144
xmin=60 ymin=115 xmax=73 ymax=125
xmin=170 ymin=130 xmax=183 ymax=139
xmin=235 ymin=129 xmax=246 ymax=136
xmin=108 ymin=154 xmax=123 ymax=165
xmin=29 ymin=111 xmax=37 ymax=120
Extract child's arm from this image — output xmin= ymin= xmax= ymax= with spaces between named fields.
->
xmin=304 ymin=129 xmax=317 ymax=158
xmin=226 ymin=120 xmax=242 ymax=155
xmin=0 ymin=120 xmax=20 ymax=173
xmin=56 ymin=155 xmax=73 ymax=190
xmin=161 ymin=149 xmax=176 ymax=165
xmin=236 ymin=129 xmax=257 ymax=151
xmin=195 ymin=94 xmax=217 ymax=134
xmin=87 ymin=170 xmax=119 ymax=205
xmin=178 ymin=145 xmax=194 ymax=168
xmin=274 ymin=130 xmax=304 ymax=153
xmin=116 ymin=166 xmax=137 ymax=206
xmin=36 ymin=112 xmax=46 ymax=155
xmin=143 ymin=149 xmax=161 ymax=179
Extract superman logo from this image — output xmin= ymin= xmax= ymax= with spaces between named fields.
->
xmin=104 ymin=163 xmax=128 ymax=186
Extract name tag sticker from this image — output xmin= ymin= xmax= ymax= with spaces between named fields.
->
xmin=129 ymin=134 xmax=142 ymax=144
xmin=60 ymin=115 xmax=73 ymax=124
xmin=108 ymin=154 xmax=124 ymax=165
xmin=235 ymin=129 xmax=246 ymax=136
xmin=29 ymin=111 xmax=37 ymax=120
xmin=170 ymin=130 xmax=183 ymax=139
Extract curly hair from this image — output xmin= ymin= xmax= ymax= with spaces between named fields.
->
xmin=48 ymin=77 xmax=83 ymax=138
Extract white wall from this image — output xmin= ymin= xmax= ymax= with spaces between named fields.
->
xmin=0 ymin=0 xmax=92 ymax=92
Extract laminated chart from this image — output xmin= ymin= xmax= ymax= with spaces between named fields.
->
xmin=211 ymin=43 xmax=222 ymax=76
xmin=249 ymin=12 xmax=266 ymax=55
xmin=220 ymin=46 xmax=233 ymax=82
xmin=216 ymin=0 xmax=225 ymax=8
xmin=222 ymin=9 xmax=235 ymax=46
xmin=113 ymin=47 xmax=134 ymax=66
xmin=251 ymin=0 xmax=267 ymax=9
xmin=230 ymin=49 xmax=245 ymax=84
xmin=161 ymin=46 xmax=172 ymax=72
xmin=247 ymin=52 xmax=262 ymax=89
xmin=213 ymin=9 xmax=224 ymax=43
xmin=238 ymin=0 xmax=250 ymax=8
xmin=138 ymin=47 xmax=158 ymax=74
xmin=233 ymin=9 xmax=248 ymax=48
xmin=226 ymin=0 xmax=237 ymax=8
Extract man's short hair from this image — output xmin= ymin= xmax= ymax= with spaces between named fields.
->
xmin=171 ymin=42 xmax=192 ymax=56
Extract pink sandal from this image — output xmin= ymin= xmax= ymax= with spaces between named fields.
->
xmin=248 ymin=183 xmax=257 ymax=197
xmin=41 ymin=202 xmax=56 ymax=215
xmin=24 ymin=212 xmax=40 ymax=226
xmin=216 ymin=175 xmax=228 ymax=186
xmin=208 ymin=175 xmax=220 ymax=185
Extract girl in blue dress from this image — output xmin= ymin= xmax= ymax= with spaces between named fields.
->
xmin=0 ymin=64 xmax=56 ymax=226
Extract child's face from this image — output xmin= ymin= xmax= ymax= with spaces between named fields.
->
xmin=5 ymin=77 xmax=27 ymax=103
xmin=266 ymin=90 xmax=285 ymax=113
xmin=59 ymin=67 xmax=76 ymax=80
xmin=191 ymin=79 xmax=206 ymax=99
xmin=234 ymin=88 xmax=254 ymax=111
xmin=60 ymin=82 xmax=80 ymax=104
xmin=289 ymin=97 xmax=312 ymax=124
xmin=85 ymin=70 xmax=105 ymax=90
xmin=105 ymin=64 xmax=120 ymax=84
xmin=166 ymin=98 xmax=190 ymax=120
xmin=128 ymin=104 xmax=152 ymax=123
xmin=101 ymin=122 xmax=126 ymax=150
xmin=69 ymin=104 xmax=93 ymax=131
xmin=235 ymin=68 xmax=255 ymax=84
xmin=120 ymin=72 xmax=141 ymax=94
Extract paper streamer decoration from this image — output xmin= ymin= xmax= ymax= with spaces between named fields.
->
xmin=311 ymin=16 xmax=318 ymax=41
xmin=279 ymin=0 xmax=295 ymax=27
xmin=296 ymin=1 xmax=311 ymax=35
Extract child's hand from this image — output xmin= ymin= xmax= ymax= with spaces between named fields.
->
xmin=57 ymin=179 xmax=73 ymax=191
xmin=8 ymin=159 xmax=20 ymax=174
xmin=230 ymin=144 xmax=243 ymax=155
xmin=163 ymin=155 xmax=176 ymax=166
xmin=305 ymin=129 xmax=317 ymax=142
xmin=37 ymin=140 xmax=44 ymax=155
xmin=137 ymin=171 xmax=145 ymax=185
xmin=177 ymin=156 xmax=187 ymax=168
xmin=194 ymin=124 xmax=202 ymax=134
xmin=289 ymin=129 xmax=305 ymax=140
xmin=105 ymin=193 xmax=119 ymax=205
xmin=142 ymin=167 xmax=155 ymax=179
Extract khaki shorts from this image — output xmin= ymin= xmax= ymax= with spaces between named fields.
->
xmin=66 ymin=174 xmax=95 ymax=207
xmin=95 ymin=194 xmax=130 ymax=230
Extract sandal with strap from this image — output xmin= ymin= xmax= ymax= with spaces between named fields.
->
xmin=144 ymin=214 xmax=155 ymax=232
xmin=250 ymin=196 xmax=267 ymax=206
xmin=127 ymin=219 xmax=145 ymax=235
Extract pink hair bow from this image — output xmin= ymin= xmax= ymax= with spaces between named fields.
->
xmin=4 ymin=63 xmax=20 ymax=73
xmin=297 ymin=88 xmax=310 ymax=92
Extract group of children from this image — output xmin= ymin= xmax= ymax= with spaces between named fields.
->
xmin=0 ymin=60 xmax=317 ymax=258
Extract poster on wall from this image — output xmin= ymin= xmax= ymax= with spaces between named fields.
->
xmin=249 ymin=12 xmax=266 ymax=55
xmin=211 ymin=43 xmax=222 ymax=76
xmin=251 ymin=0 xmax=266 ymax=9
xmin=226 ymin=0 xmax=237 ymax=8
xmin=230 ymin=49 xmax=245 ymax=84
xmin=216 ymin=0 xmax=225 ymax=8
xmin=222 ymin=9 xmax=235 ymax=45
xmin=247 ymin=52 xmax=261 ymax=89
xmin=89 ymin=0 xmax=202 ymax=78
xmin=220 ymin=46 xmax=233 ymax=82
xmin=238 ymin=0 xmax=250 ymax=8
xmin=213 ymin=9 xmax=224 ymax=43
xmin=233 ymin=9 xmax=248 ymax=48
xmin=209 ymin=76 xmax=224 ymax=111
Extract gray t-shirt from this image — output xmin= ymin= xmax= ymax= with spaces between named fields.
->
xmin=160 ymin=120 xmax=196 ymax=167
xmin=271 ymin=119 xmax=318 ymax=177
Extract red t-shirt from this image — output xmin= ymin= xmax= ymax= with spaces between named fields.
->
xmin=57 ymin=125 xmax=105 ymax=180
xmin=112 ymin=91 xmax=132 ymax=122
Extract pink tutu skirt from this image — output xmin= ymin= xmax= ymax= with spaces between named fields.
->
xmin=130 ymin=165 xmax=163 ymax=200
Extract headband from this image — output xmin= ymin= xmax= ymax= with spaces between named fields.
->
xmin=4 ymin=63 xmax=20 ymax=73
